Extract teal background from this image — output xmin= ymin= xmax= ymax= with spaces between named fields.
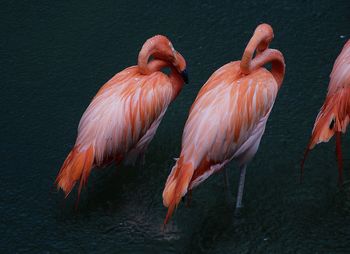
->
xmin=1 ymin=0 xmax=350 ymax=253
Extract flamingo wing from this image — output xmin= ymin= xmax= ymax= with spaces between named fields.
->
xmin=302 ymin=40 xmax=350 ymax=183
xmin=184 ymin=63 xmax=278 ymax=184
xmin=303 ymin=40 xmax=350 ymax=149
xmin=56 ymin=66 xmax=175 ymax=195
xmin=328 ymin=40 xmax=350 ymax=95
xmin=77 ymin=66 xmax=174 ymax=165
xmin=163 ymin=62 xmax=279 ymax=213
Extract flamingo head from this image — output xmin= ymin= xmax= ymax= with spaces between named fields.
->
xmin=148 ymin=35 xmax=188 ymax=83
xmin=254 ymin=23 xmax=274 ymax=53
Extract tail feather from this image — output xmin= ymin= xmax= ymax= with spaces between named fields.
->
xmin=162 ymin=157 xmax=194 ymax=224
xmin=301 ymin=90 xmax=350 ymax=184
xmin=55 ymin=145 xmax=94 ymax=198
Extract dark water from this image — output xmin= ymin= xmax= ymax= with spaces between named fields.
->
xmin=1 ymin=0 xmax=350 ymax=253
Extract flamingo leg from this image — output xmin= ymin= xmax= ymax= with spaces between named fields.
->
xmin=137 ymin=153 xmax=146 ymax=171
xmin=185 ymin=189 xmax=192 ymax=207
xmin=235 ymin=164 xmax=247 ymax=213
xmin=223 ymin=168 xmax=230 ymax=189
xmin=223 ymin=168 xmax=234 ymax=203
xmin=335 ymin=132 xmax=344 ymax=186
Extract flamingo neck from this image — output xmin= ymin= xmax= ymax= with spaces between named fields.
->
xmin=137 ymin=35 xmax=185 ymax=98
xmin=168 ymin=67 xmax=184 ymax=99
xmin=147 ymin=59 xmax=170 ymax=73
xmin=138 ymin=35 xmax=173 ymax=75
xmin=138 ymin=37 xmax=157 ymax=75
xmin=140 ymin=58 xmax=184 ymax=99
xmin=240 ymin=24 xmax=285 ymax=87
xmin=240 ymin=24 xmax=274 ymax=74
xmin=249 ymin=49 xmax=285 ymax=87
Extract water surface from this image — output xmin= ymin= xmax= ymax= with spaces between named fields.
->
xmin=1 ymin=0 xmax=350 ymax=253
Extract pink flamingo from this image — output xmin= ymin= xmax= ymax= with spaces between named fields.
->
xmin=162 ymin=24 xmax=285 ymax=223
xmin=302 ymin=40 xmax=350 ymax=185
xmin=56 ymin=35 xmax=188 ymax=199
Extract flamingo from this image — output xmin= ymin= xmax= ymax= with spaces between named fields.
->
xmin=162 ymin=24 xmax=285 ymax=224
xmin=302 ymin=40 xmax=350 ymax=185
xmin=55 ymin=35 xmax=188 ymax=199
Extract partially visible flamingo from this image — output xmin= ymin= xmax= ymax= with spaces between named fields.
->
xmin=56 ymin=35 xmax=188 ymax=199
xmin=302 ymin=40 xmax=350 ymax=185
xmin=162 ymin=24 xmax=285 ymax=224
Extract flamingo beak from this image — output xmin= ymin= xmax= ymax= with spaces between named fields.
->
xmin=181 ymin=69 xmax=189 ymax=84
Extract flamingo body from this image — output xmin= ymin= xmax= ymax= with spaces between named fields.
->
xmin=302 ymin=40 xmax=350 ymax=183
xmin=77 ymin=67 xmax=174 ymax=167
xmin=56 ymin=35 xmax=188 ymax=197
xmin=174 ymin=63 xmax=278 ymax=189
xmin=162 ymin=24 xmax=285 ymax=223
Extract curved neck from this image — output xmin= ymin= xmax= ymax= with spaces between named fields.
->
xmin=140 ymin=58 xmax=184 ymax=99
xmin=240 ymin=24 xmax=285 ymax=87
xmin=138 ymin=38 xmax=157 ymax=75
xmin=240 ymin=24 xmax=274 ymax=74
xmin=138 ymin=35 xmax=174 ymax=75
xmin=249 ymin=49 xmax=285 ymax=87
xmin=147 ymin=59 xmax=170 ymax=73
xmin=137 ymin=35 xmax=186 ymax=98
xmin=149 ymin=60 xmax=185 ymax=99
xmin=168 ymin=67 xmax=185 ymax=99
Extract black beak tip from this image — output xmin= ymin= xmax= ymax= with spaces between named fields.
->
xmin=181 ymin=69 xmax=189 ymax=84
